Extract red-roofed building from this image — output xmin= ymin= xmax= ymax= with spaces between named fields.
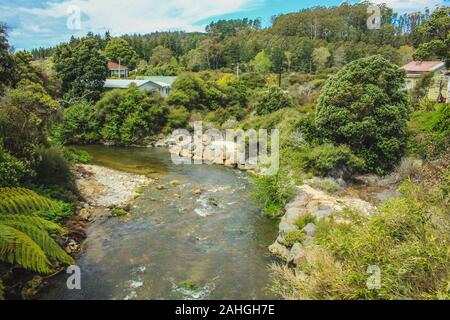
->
xmin=107 ymin=61 xmax=129 ymax=78
xmin=402 ymin=61 xmax=448 ymax=102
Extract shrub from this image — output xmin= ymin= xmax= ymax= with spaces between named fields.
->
xmin=294 ymin=213 xmax=316 ymax=230
xmin=164 ymin=106 xmax=190 ymax=132
xmin=96 ymin=86 xmax=168 ymax=145
xmin=54 ymin=101 xmax=100 ymax=145
xmin=310 ymin=178 xmax=339 ymax=193
xmin=252 ymin=169 xmax=295 ymax=217
xmin=315 ymin=55 xmax=411 ymax=174
xmin=284 ymin=230 xmax=306 ymax=247
xmin=255 ymin=86 xmax=295 ymax=116
xmin=62 ymin=147 xmax=92 ymax=164
xmin=167 ymin=74 xmax=207 ymax=110
xmin=408 ymin=103 xmax=449 ymax=158
xmin=34 ymin=146 xmax=77 ymax=195
xmin=299 ymin=144 xmax=365 ymax=177
xmin=0 ymin=143 xmax=31 ymax=187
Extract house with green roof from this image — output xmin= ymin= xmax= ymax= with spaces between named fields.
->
xmin=104 ymin=76 xmax=177 ymax=97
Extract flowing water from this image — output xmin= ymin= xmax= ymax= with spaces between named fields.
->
xmin=39 ymin=146 xmax=278 ymax=300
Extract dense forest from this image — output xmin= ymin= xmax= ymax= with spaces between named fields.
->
xmin=0 ymin=2 xmax=449 ymax=300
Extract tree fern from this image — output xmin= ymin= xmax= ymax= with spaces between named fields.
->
xmin=0 ymin=224 xmax=52 ymax=273
xmin=1 ymin=221 xmax=74 ymax=265
xmin=0 ymin=214 xmax=62 ymax=232
xmin=0 ymin=187 xmax=58 ymax=215
xmin=0 ymin=188 xmax=75 ymax=274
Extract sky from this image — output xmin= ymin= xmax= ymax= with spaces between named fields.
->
xmin=0 ymin=0 xmax=447 ymax=50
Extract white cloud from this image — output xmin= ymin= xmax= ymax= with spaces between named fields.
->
xmin=18 ymin=0 xmax=263 ymax=35
xmin=364 ymin=0 xmax=445 ymax=12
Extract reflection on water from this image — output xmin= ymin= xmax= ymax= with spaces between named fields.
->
xmin=39 ymin=146 xmax=278 ymax=300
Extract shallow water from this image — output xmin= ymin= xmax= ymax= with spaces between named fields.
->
xmin=39 ymin=146 xmax=278 ymax=300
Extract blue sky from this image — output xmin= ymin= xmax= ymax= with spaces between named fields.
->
xmin=0 ymin=0 xmax=446 ymax=50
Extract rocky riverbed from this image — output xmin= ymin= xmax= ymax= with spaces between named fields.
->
xmin=74 ymin=164 xmax=153 ymax=208
xmin=63 ymin=164 xmax=153 ymax=255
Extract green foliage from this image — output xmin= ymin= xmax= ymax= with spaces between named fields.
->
xmin=315 ymin=181 xmax=449 ymax=299
xmin=408 ymin=103 xmax=450 ymax=158
xmin=53 ymin=36 xmax=108 ymax=102
xmin=62 ymin=147 xmax=92 ymax=164
xmin=272 ymin=180 xmax=449 ymax=300
xmin=0 ymin=187 xmax=73 ymax=223
xmin=413 ymin=7 xmax=450 ymax=63
xmin=104 ymin=38 xmax=139 ymax=69
xmin=54 ymin=102 xmax=101 ymax=144
xmin=252 ymin=169 xmax=295 ymax=217
xmin=315 ymin=55 xmax=411 ymax=174
xmin=298 ymin=144 xmax=365 ymax=177
xmin=0 ymin=213 xmax=74 ymax=274
xmin=111 ymin=209 xmax=128 ymax=217
xmin=411 ymin=73 xmax=434 ymax=104
xmin=253 ymin=50 xmax=272 ymax=74
xmin=0 ymin=24 xmax=15 ymax=94
xmin=255 ymin=86 xmax=295 ymax=116
xmin=164 ymin=106 xmax=190 ymax=133
xmin=34 ymin=146 xmax=77 ymax=195
xmin=167 ymin=73 xmax=209 ymax=110
xmin=0 ymin=80 xmax=58 ymax=165
xmin=284 ymin=230 xmax=306 ymax=247
xmin=295 ymin=213 xmax=316 ymax=230
xmin=96 ymin=85 xmax=168 ymax=145
xmin=0 ymin=143 xmax=30 ymax=187
xmin=149 ymin=45 xmax=173 ymax=66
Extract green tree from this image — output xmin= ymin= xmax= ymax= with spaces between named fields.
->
xmin=149 ymin=45 xmax=173 ymax=66
xmin=413 ymin=7 xmax=450 ymax=63
xmin=167 ymin=74 xmax=208 ymax=110
xmin=53 ymin=37 xmax=108 ymax=102
xmin=55 ymin=102 xmax=100 ymax=144
xmin=270 ymin=44 xmax=287 ymax=86
xmin=104 ymin=38 xmax=139 ymax=69
xmin=315 ymin=55 xmax=411 ymax=174
xmin=95 ymin=85 xmax=168 ymax=145
xmin=0 ymin=24 xmax=15 ymax=95
xmin=255 ymin=86 xmax=295 ymax=115
xmin=252 ymin=50 xmax=272 ymax=74
xmin=313 ymin=47 xmax=331 ymax=72
xmin=0 ymin=80 xmax=58 ymax=163
xmin=332 ymin=46 xmax=346 ymax=68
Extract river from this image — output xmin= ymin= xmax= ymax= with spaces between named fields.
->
xmin=39 ymin=146 xmax=279 ymax=300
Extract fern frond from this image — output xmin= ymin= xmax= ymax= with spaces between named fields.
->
xmin=0 ymin=187 xmax=58 ymax=215
xmin=0 ymin=221 xmax=74 ymax=265
xmin=0 ymin=214 xmax=62 ymax=232
xmin=0 ymin=224 xmax=52 ymax=273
